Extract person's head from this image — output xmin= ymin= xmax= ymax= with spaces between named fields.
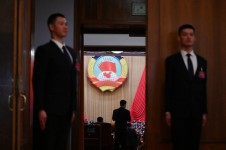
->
xmin=178 ymin=24 xmax=196 ymax=51
xmin=127 ymin=122 xmax=132 ymax=128
xmin=97 ymin=116 xmax=103 ymax=123
xmin=120 ymin=100 xmax=127 ymax=108
xmin=47 ymin=13 xmax=68 ymax=41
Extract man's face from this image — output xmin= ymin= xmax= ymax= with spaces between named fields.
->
xmin=178 ymin=28 xmax=196 ymax=49
xmin=49 ymin=16 xmax=68 ymax=38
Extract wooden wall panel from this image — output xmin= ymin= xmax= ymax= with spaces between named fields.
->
xmin=79 ymin=0 xmax=146 ymax=24
xmin=147 ymin=0 xmax=226 ymax=149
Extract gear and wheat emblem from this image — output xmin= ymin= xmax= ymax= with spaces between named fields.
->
xmin=87 ymin=56 xmax=128 ymax=92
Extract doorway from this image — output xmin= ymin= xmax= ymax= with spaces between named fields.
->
xmin=82 ymin=33 xmax=146 ymax=149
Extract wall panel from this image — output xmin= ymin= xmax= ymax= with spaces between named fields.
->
xmin=80 ymin=0 xmax=145 ymax=24
xmin=147 ymin=0 xmax=226 ymax=149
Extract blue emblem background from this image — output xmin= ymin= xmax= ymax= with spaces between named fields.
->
xmin=93 ymin=56 xmax=122 ymax=77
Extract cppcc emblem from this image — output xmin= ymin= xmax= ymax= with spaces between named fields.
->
xmin=87 ymin=56 xmax=128 ymax=92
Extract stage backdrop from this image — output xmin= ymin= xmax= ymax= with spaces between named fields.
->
xmin=84 ymin=55 xmax=145 ymax=123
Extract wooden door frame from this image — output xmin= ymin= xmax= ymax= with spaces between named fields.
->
xmin=13 ymin=0 xmax=34 ymax=149
xmin=146 ymin=0 xmax=164 ymax=149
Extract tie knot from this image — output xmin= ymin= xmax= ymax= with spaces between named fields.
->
xmin=62 ymin=46 xmax=66 ymax=52
xmin=186 ymin=53 xmax=191 ymax=57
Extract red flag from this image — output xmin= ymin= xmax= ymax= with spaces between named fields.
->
xmin=130 ymin=66 xmax=146 ymax=121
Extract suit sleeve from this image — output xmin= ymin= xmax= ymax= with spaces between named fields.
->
xmin=127 ymin=110 xmax=131 ymax=122
xmin=68 ymin=46 xmax=78 ymax=113
xmin=164 ymin=57 xmax=174 ymax=113
xmin=73 ymin=68 xmax=78 ymax=112
xmin=32 ymin=46 xmax=49 ymax=111
xmin=112 ymin=110 xmax=116 ymax=121
xmin=203 ymin=60 xmax=208 ymax=114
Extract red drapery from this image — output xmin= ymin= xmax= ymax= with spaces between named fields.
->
xmin=130 ymin=66 xmax=146 ymax=121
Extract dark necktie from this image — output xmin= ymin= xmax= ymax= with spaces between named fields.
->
xmin=186 ymin=53 xmax=194 ymax=78
xmin=62 ymin=46 xmax=72 ymax=63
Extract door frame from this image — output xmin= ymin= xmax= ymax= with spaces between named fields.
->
xmin=12 ymin=0 xmax=34 ymax=149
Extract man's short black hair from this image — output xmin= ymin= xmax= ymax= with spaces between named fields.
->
xmin=127 ymin=122 xmax=132 ymax=127
xmin=47 ymin=13 xmax=65 ymax=26
xmin=97 ymin=116 xmax=103 ymax=123
xmin=120 ymin=100 xmax=127 ymax=106
xmin=178 ymin=24 xmax=195 ymax=35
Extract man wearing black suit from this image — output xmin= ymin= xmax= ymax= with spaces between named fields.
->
xmin=165 ymin=24 xmax=207 ymax=150
xmin=32 ymin=13 xmax=77 ymax=150
xmin=112 ymin=100 xmax=131 ymax=150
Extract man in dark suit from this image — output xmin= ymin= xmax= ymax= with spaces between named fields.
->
xmin=32 ymin=13 xmax=77 ymax=150
xmin=112 ymin=100 xmax=131 ymax=150
xmin=126 ymin=123 xmax=138 ymax=150
xmin=165 ymin=24 xmax=207 ymax=150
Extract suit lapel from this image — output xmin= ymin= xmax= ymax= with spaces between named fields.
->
xmin=176 ymin=53 xmax=193 ymax=80
xmin=65 ymin=46 xmax=74 ymax=64
xmin=177 ymin=53 xmax=189 ymax=77
xmin=194 ymin=56 xmax=203 ymax=78
xmin=49 ymin=41 xmax=73 ymax=65
xmin=178 ymin=53 xmax=187 ymax=72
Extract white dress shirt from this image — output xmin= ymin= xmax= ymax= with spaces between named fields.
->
xmin=180 ymin=50 xmax=197 ymax=74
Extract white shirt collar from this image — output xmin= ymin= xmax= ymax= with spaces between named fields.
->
xmin=180 ymin=50 xmax=198 ymax=73
xmin=180 ymin=50 xmax=195 ymax=57
xmin=51 ymin=39 xmax=65 ymax=49
xmin=51 ymin=39 xmax=73 ymax=63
